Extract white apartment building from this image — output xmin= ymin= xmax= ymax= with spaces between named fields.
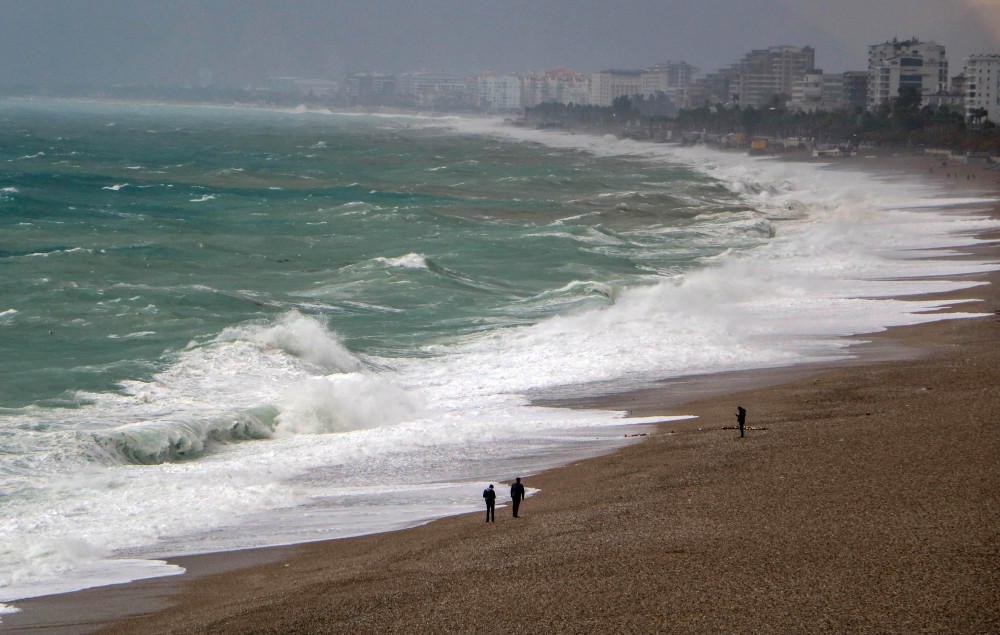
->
xmin=472 ymin=72 xmax=522 ymax=111
xmin=589 ymin=70 xmax=644 ymax=107
xmin=265 ymin=77 xmax=339 ymax=97
xmin=788 ymin=73 xmax=845 ymax=113
xmin=729 ymin=45 xmax=816 ymax=107
xmin=866 ymin=38 xmax=948 ymax=110
xmin=521 ymin=67 xmax=590 ymax=107
xmin=590 ymin=63 xmax=699 ymax=107
xmin=641 ymin=61 xmax=699 ymax=94
xmin=590 ymin=62 xmax=699 ymax=106
xmin=641 ymin=61 xmax=699 ymax=109
xmin=345 ymin=72 xmax=396 ymax=104
xmin=396 ymin=70 xmax=468 ymax=107
xmin=964 ymin=54 xmax=1000 ymax=123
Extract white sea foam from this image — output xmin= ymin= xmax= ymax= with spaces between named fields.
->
xmin=190 ymin=194 xmax=216 ymax=202
xmin=0 ymin=556 xmax=183 ymax=604
xmin=376 ymin=253 xmax=430 ymax=269
xmin=217 ymin=311 xmax=362 ymax=373
xmin=0 ymin=278 xmax=678 ymax=599
xmin=274 ymin=373 xmax=424 ymax=435
xmin=23 ymin=247 xmax=93 ymax=258
xmin=0 ymin=602 xmax=21 ymax=625
xmin=107 ymin=331 xmax=157 ymax=339
xmin=102 ymin=183 xmax=129 ymax=191
xmin=389 ymin=114 xmax=1000 ymax=396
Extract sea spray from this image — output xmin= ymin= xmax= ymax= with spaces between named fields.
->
xmin=217 ymin=310 xmax=364 ymax=373
xmin=274 ymin=373 xmax=424 ymax=436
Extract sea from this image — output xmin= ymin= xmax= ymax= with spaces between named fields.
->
xmin=1 ymin=98 xmax=998 ymax=614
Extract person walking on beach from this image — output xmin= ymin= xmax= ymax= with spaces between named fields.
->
xmin=483 ymin=484 xmax=496 ymax=523
xmin=510 ymin=477 xmax=525 ymax=518
xmin=736 ymin=406 xmax=747 ymax=438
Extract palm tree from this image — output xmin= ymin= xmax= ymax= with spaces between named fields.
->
xmin=969 ymin=107 xmax=989 ymax=126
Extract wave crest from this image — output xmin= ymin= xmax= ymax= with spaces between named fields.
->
xmin=375 ymin=253 xmax=429 ymax=269
xmin=85 ymin=406 xmax=279 ymax=465
xmin=217 ymin=311 xmax=361 ymax=373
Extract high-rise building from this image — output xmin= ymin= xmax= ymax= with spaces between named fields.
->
xmin=964 ymin=54 xmax=1000 ymax=123
xmin=682 ymin=68 xmax=741 ymax=109
xmin=396 ymin=71 xmax=469 ymax=107
xmin=345 ymin=72 xmax=397 ymax=106
xmin=866 ymin=38 xmax=948 ymax=110
xmin=589 ymin=63 xmax=699 ymax=107
xmin=265 ymin=77 xmax=339 ymax=97
xmin=641 ymin=61 xmax=700 ymax=94
xmin=842 ymin=71 xmax=869 ymax=112
xmin=729 ymin=45 xmax=816 ymax=107
xmin=788 ymin=72 xmax=845 ymax=113
xmin=471 ymin=72 xmax=522 ymax=111
xmin=521 ymin=67 xmax=590 ymax=107
xmin=589 ymin=70 xmax=644 ymax=107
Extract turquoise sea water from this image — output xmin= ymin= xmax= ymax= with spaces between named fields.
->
xmin=1 ymin=98 xmax=997 ymax=607
xmin=0 ymin=100 xmax=754 ymax=408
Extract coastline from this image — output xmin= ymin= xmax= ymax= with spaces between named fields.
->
xmin=4 ymin=151 xmax=1000 ymax=634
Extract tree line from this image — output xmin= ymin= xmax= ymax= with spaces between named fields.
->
xmin=526 ymin=88 xmax=1000 ymax=154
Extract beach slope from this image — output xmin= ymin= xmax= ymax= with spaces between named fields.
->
xmin=107 ymin=283 xmax=1000 ymax=632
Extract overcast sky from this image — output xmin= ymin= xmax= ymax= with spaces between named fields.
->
xmin=0 ymin=0 xmax=997 ymax=88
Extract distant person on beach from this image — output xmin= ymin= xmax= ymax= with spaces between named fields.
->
xmin=483 ymin=484 xmax=496 ymax=523
xmin=510 ymin=477 xmax=525 ymax=518
xmin=736 ymin=406 xmax=747 ymax=438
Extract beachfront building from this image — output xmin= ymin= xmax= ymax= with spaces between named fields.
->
xmin=471 ymin=72 xmax=522 ymax=111
xmin=264 ymin=77 xmax=339 ymax=98
xmin=589 ymin=70 xmax=644 ymax=107
xmin=640 ymin=61 xmax=700 ymax=110
xmin=951 ymin=73 xmax=968 ymax=98
xmin=866 ymin=38 xmax=948 ymax=110
xmin=728 ymin=45 xmax=816 ymax=108
xmin=842 ymin=71 xmax=869 ymax=112
xmin=345 ymin=72 xmax=397 ymax=106
xmin=964 ymin=54 xmax=1000 ymax=123
xmin=681 ymin=68 xmax=741 ymax=109
xmin=588 ymin=62 xmax=700 ymax=108
xmin=521 ymin=67 xmax=590 ymax=107
xmin=396 ymin=70 xmax=469 ymax=108
xmin=923 ymin=91 xmax=965 ymax=111
xmin=641 ymin=61 xmax=700 ymax=94
xmin=788 ymin=72 xmax=845 ymax=113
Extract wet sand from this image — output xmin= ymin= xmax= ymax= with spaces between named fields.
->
xmin=5 ymin=152 xmax=1000 ymax=634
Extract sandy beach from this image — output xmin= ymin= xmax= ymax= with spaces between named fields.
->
xmin=5 ymin=151 xmax=999 ymax=634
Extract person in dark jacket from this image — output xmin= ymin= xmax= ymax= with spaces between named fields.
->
xmin=510 ymin=477 xmax=525 ymax=518
xmin=736 ymin=406 xmax=747 ymax=438
xmin=483 ymin=484 xmax=496 ymax=523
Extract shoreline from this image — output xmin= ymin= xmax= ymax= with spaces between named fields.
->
xmin=5 ymin=150 xmax=1000 ymax=633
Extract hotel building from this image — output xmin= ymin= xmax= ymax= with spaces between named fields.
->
xmin=866 ymin=38 xmax=948 ymax=110
xmin=964 ymin=54 xmax=1000 ymax=123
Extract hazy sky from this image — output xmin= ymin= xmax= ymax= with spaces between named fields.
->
xmin=0 ymin=0 xmax=997 ymax=88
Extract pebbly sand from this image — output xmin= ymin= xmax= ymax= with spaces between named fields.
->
xmin=5 ymin=152 xmax=1000 ymax=634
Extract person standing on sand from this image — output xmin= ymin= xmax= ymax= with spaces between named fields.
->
xmin=483 ymin=484 xmax=496 ymax=523
xmin=510 ymin=477 xmax=525 ymax=518
xmin=736 ymin=406 xmax=747 ymax=438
